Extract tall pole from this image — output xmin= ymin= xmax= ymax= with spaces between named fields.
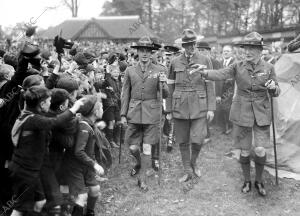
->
xmin=270 ymin=96 xmax=279 ymax=185
xmin=158 ymin=81 xmax=163 ymax=185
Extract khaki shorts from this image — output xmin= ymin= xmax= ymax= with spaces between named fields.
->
xmin=233 ymin=122 xmax=271 ymax=150
xmin=174 ymin=117 xmax=207 ymax=145
xmin=125 ymin=123 xmax=159 ymax=146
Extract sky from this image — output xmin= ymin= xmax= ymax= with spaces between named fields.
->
xmin=0 ymin=0 xmax=107 ymax=29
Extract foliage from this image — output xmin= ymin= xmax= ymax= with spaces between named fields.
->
xmin=62 ymin=0 xmax=79 ymax=17
xmin=101 ymin=0 xmax=300 ymax=42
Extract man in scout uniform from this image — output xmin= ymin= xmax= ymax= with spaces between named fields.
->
xmin=194 ymin=32 xmax=280 ymax=196
xmin=121 ymin=36 xmax=169 ymax=191
xmin=165 ymin=29 xmax=216 ymax=183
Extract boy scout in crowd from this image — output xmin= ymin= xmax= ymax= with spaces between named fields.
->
xmin=165 ymin=29 xmax=216 ymax=183
xmin=195 ymin=32 xmax=280 ymax=196
xmin=63 ymin=95 xmax=104 ymax=216
xmin=121 ymin=36 xmax=169 ymax=192
xmin=96 ymin=53 xmax=123 ymax=148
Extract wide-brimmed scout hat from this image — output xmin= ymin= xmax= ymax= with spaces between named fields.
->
xmin=181 ymin=29 xmax=197 ymax=44
xmin=131 ymin=36 xmax=158 ymax=50
xmin=236 ymin=32 xmax=265 ymax=47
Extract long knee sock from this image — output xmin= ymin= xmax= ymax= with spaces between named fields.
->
xmin=130 ymin=148 xmax=141 ymax=166
xmin=47 ymin=206 xmax=61 ymax=216
xmin=190 ymin=143 xmax=202 ymax=167
xmin=86 ymin=196 xmax=98 ymax=214
xmin=72 ymin=205 xmax=84 ymax=216
xmin=151 ymin=144 xmax=159 ymax=160
xmin=179 ymin=143 xmax=191 ymax=173
xmin=140 ymin=153 xmax=151 ymax=182
xmin=254 ymin=154 xmax=266 ymax=182
xmin=106 ymin=129 xmax=114 ymax=143
xmin=240 ymin=155 xmax=251 ymax=182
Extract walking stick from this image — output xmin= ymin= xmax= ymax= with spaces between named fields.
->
xmin=204 ymin=58 xmax=214 ymax=143
xmin=118 ymin=124 xmax=122 ymax=164
xmin=270 ymin=96 xmax=279 ymax=185
xmin=158 ymin=81 xmax=163 ymax=185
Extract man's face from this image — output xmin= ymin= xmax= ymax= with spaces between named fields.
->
xmin=182 ymin=42 xmax=196 ymax=56
xmin=244 ymin=46 xmax=262 ymax=63
xmin=197 ymin=48 xmax=210 ymax=57
xmin=222 ymin=46 xmax=233 ymax=59
xmin=137 ymin=48 xmax=152 ymax=63
xmin=164 ymin=54 xmax=173 ymax=65
xmin=261 ymin=49 xmax=270 ymax=59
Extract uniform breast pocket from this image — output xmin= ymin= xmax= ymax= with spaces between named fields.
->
xmin=197 ymin=92 xmax=207 ymax=111
xmin=175 ymin=68 xmax=186 ymax=83
xmin=172 ymin=92 xmax=181 ymax=110
xmin=150 ymin=103 xmax=160 ymax=109
xmin=256 ymin=72 xmax=269 ymax=84
xmin=229 ymin=100 xmax=242 ymax=122
xmin=127 ymin=100 xmax=138 ymax=119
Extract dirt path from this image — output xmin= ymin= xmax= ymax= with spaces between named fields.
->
xmin=96 ymin=127 xmax=300 ymax=216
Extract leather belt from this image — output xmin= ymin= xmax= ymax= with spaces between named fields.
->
xmin=237 ymin=89 xmax=267 ymax=98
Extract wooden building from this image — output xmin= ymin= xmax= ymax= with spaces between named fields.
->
xmin=39 ymin=16 xmax=157 ymax=42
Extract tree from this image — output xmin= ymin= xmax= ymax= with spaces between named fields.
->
xmin=100 ymin=0 xmax=300 ymax=42
xmin=100 ymin=0 xmax=144 ymax=17
xmin=62 ymin=0 xmax=79 ymax=17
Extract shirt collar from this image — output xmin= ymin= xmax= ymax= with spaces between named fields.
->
xmin=139 ymin=61 xmax=151 ymax=71
xmin=184 ymin=52 xmax=195 ymax=59
xmin=246 ymin=57 xmax=261 ymax=66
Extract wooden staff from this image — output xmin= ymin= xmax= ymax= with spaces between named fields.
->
xmin=158 ymin=81 xmax=163 ymax=185
xmin=270 ymin=96 xmax=279 ymax=185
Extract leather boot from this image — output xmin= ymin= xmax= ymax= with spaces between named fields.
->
xmin=151 ymin=143 xmax=159 ymax=172
xmin=190 ymin=143 xmax=202 ymax=178
xmin=106 ymin=129 xmax=119 ymax=148
xmin=72 ymin=205 xmax=84 ymax=216
xmin=179 ymin=143 xmax=192 ymax=182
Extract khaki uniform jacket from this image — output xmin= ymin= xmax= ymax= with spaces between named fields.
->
xmin=166 ymin=51 xmax=216 ymax=119
xmin=206 ymin=59 xmax=280 ymax=127
xmin=121 ymin=62 xmax=169 ymax=124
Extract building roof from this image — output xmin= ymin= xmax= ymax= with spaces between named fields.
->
xmin=202 ymin=25 xmax=300 ymax=45
xmin=39 ymin=16 xmax=157 ymax=40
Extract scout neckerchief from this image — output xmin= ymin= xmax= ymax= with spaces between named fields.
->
xmin=11 ymin=110 xmax=35 ymax=147
xmin=79 ymin=120 xmax=108 ymax=162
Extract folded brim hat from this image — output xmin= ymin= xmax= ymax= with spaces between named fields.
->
xmin=41 ymin=50 xmax=51 ymax=60
xmin=74 ymin=52 xmax=89 ymax=66
xmin=130 ymin=44 xmax=158 ymax=50
xmin=56 ymin=77 xmax=79 ymax=93
xmin=235 ymin=41 xmax=265 ymax=47
xmin=22 ymin=75 xmax=43 ymax=90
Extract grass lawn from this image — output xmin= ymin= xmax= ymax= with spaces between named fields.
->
xmin=96 ymin=127 xmax=300 ymax=216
